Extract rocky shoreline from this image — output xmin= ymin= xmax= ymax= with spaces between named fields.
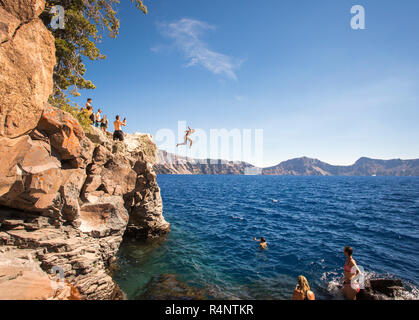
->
xmin=0 ymin=114 xmax=170 ymax=299
xmin=0 ymin=0 xmax=169 ymax=300
xmin=156 ymin=151 xmax=419 ymax=176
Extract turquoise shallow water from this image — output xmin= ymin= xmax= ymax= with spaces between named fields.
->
xmin=113 ymin=175 xmax=419 ymax=300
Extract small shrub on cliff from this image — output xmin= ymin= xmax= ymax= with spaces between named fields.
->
xmin=48 ymin=96 xmax=92 ymax=132
xmin=139 ymin=135 xmax=157 ymax=160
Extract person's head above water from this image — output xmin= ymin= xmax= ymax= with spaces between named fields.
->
xmin=260 ymin=237 xmax=266 ymax=243
xmin=344 ymin=246 xmax=353 ymax=257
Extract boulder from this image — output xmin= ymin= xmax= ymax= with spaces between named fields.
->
xmin=137 ymin=274 xmax=207 ymax=300
xmin=92 ymin=145 xmax=113 ymax=165
xmin=60 ymin=169 xmax=86 ymax=223
xmin=357 ymin=278 xmax=405 ymax=300
xmin=86 ymin=126 xmax=112 ymax=149
xmin=369 ymin=279 xmax=404 ymax=297
xmin=79 ymin=196 xmax=129 ymax=238
xmin=100 ymin=165 xmax=137 ymax=196
xmin=0 ymin=135 xmax=63 ymax=214
xmin=125 ymin=133 xmax=158 ymax=164
xmin=37 ymin=104 xmax=93 ymax=168
xmin=126 ymin=165 xmax=169 ymax=239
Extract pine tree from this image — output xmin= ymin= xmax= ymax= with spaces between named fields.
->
xmin=40 ymin=1 xmax=147 ymax=129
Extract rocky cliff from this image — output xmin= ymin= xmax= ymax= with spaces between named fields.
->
xmin=156 ymin=152 xmax=419 ymax=176
xmin=0 ymin=0 xmax=169 ymax=300
xmin=262 ymin=157 xmax=419 ymax=176
xmin=155 ymin=150 xmax=256 ymax=175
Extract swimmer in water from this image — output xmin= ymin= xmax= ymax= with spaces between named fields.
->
xmin=176 ymin=126 xmax=195 ymax=148
xmin=254 ymin=237 xmax=267 ymax=249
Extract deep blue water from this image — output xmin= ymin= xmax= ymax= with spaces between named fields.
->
xmin=114 ymin=175 xmax=419 ymax=300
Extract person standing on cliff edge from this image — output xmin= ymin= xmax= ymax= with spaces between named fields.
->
xmin=113 ymin=115 xmax=127 ymax=141
xmin=85 ymin=98 xmax=95 ymax=124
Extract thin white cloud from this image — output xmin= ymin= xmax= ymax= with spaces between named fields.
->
xmin=234 ymin=95 xmax=246 ymax=102
xmin=156 ymin=18 xmax=241 ymax=80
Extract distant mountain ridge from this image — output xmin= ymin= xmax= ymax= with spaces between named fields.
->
xmin=262 ymin=156 xmax=419 ymax=176
xmin=155 ymin=151 xmax=419 ymax=176
xmin=155 ymin=150 xmax=255 ymax=175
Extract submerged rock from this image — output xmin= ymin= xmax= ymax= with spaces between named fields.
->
xmin=136 ymin=274 xmax=207 ymax=300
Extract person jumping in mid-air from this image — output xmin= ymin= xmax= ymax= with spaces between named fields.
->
xmin=176 ymin=126 xmax=195 ymax=148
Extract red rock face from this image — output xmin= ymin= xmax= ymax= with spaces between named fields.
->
xmin=0 ymin=0 xmax=45 ymax=22
xmin=0 ymin=0 xmax=56 ymax=138
xmin=0 ymin=117 xmax=170 ymax=299
xmin=0 ymin=135 xmax=62 ymax=212
xmin=0 ymin=264 xmax=72 ymax=300
xmin=37 ymin=104 xmax=93 ymax=168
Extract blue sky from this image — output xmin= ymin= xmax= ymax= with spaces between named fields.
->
xmin=72 ymin=0 xmax=419 ymax=167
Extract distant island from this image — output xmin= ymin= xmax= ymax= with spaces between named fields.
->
xmin=155 ymin=151 xmax=419 ymax=176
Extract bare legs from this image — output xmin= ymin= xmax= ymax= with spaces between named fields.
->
xmin=176 ymin=137 xmax=193 ymax=148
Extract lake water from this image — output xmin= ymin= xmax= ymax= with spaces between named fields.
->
xmin=114 ymin=175 xmax=419 ymax=300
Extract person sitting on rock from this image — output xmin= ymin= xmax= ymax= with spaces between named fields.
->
xmin=293 ymin=275 xmax=316 ymax=300
xmin=101 ymin=115 xmax=108 ymax=132
xmin=343 ymin=246 xmax=361 ymax=300
xmin=113 ymin=115 xmax=127 ymax=141
xmin=254 ymin=237 xmax=267 ymax=249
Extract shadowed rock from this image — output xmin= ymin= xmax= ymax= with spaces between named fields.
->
xmin=136 ymin=274 xmax=207 ymax=300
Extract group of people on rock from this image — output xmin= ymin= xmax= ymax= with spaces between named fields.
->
xmin=254 ymin=238 xmax=361 ymax=300
xmin=80 ymin=98 xmax=127 ymax=142
xmin=81 ymin=98 xmax=109 ymax=132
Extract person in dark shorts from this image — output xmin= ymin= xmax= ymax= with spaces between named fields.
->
xmin=100 ymin=115 xmax=108 ymax=132
xmin=113 ymin=115 xmax=127 ymax=141
xmin=95 ymin=109 xmax=102 ymax=127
